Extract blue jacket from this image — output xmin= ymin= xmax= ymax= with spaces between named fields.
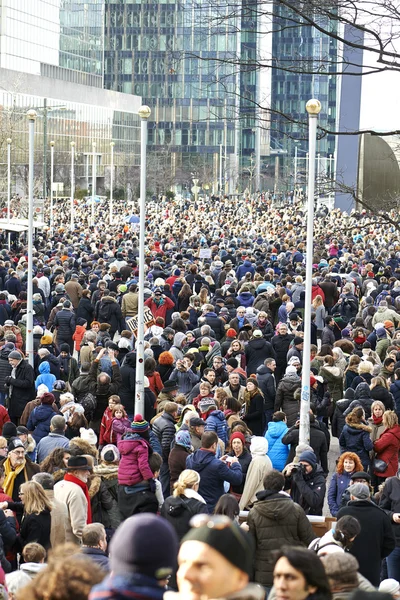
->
xmin=236 ymin=292 xmax=254 ymax=308
xmin=390 ymin=380 xmax=400 ymax=418
xmin=204 ymin=410 xmax=228 ymax=447
xmin=327 ymin=470 xmax=353 ymax=517
xmin=265 ymin=420 xmax=289 ymax=471
xmin=35 ymin=361 xmax=56 ymax=391
xmin=36 ymin=432 xmax=70 ymax=464
xmin=169 ymin=368 xmax=199 ymax=396
xmin=236 ymin=261 xmax=255 ymax=280
xmin=90 ymin=573 xmax=165 ymax=600
xmin=27 ymin=404 xmax=58 ymax=444
xmin=186 ymin=449 xmax=242 ymax=512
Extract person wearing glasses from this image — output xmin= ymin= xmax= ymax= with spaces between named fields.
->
xmin=0 ymin=437 xmax=40 ymax=502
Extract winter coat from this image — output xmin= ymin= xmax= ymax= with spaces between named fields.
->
xmin=328 ymin=470 xmax=353 ymax=516
xmin=161 ymin=492 xmax=208 ymax=540
xmin=54 ymin=309 xmax=76 ymax=342
xmin=81 ymin=547 xmax=109 ymax=571
xmin=391 ymin=380 xmax=400 ymax=418
xmin=152 ymin=412 xmax=177 ymax=461
xmin=169 ymin=368 xmax=199 ymax=396
xmin=186 ymin=449 xmax=242 ymax=512
xmin=345 ymin=382 xmax=374 ymax=419
xmin=265 ymin=421 xmax=289 ymax=471
xmin=337 ymin=500 xmax=395 ymax=586
xmin=286 ymin=464 xmax=327 ymax=516
xmin=144 ymin=295 xmax=175 ymax=321
xmin=240 ymin=453 xmax=273 ymax=510
xmin=0 ymin=405 xmax=10 ymax=436
xmin=368 ymin=417 xmax=386 ymax=444
xmin=282 ymin=421 xmax=328 ymax=473
xmin=96 ymin=296 xmax=125 ymax=334
xmin=119 ymin=352 xmax=136 ymax=416
xmin=36 ymin=432 xmax=70 ymax=463
xmin=243 ymin=393 xmax=266 ymax=436
xmin=76 ymin=297 xmax=94 ymax=325
xmin=321 ymin=326 xmax=335 ymax=347
xmin=373 ymin=425 xmax=400 ymax=478
xmin=27 ymin=403 xmax=59 ymax=443
xmin=228 ymin=449 xmax=252 ymax=495
xmin=35 ymin=361 xmax=56 ymax=391
xmin=236 ymin=260 xmax=255 ymax=280
xmin=0 ymin=348 xmax=12 ymax=391
xmin=271 ymin=333 xmax=294 ymax=379
xmin=237 ymin=292 xmax=254 ymax=308
xmin=19 ymin=509 xmax=51 ymax=550
xmin=169 ymin=332 xmax=187 ymax=364
xmin=245 ymin=339 xmax=275 ymax=376
xmin=319 ymin=365 xmax=343 ymax=403
xmin=7 ymin=359 xmax=36 ymax=419
xmin=256 ymin=365 xmax=276 ymax=411
xmin=351 ymin=372 xmax=373 ymax=389
xmin=339 ymin=417 xmax=373 ymax=469
xmin=89 ymin=474 xmax=116 ymax=530
xmin=370 ymin=385 xmax=394 ymax=411
xmin=93 ymin=463 xmax=121 ymax=530
xmin=274 ymin=374 xmax=301 ymax=426
xmin=380 ymin=475 xmax=400 ymax=547
xmin=117 ymin=433 xmax=153 ymax=486
xmin=112 ymin=417 xmax=131 ymax=445
xmin=54 ymin=478 xmax=88 ymax=543
xmin=168 ymin=444 xmax=191 ymax=493
xmin=202 ymin=313 xmax=225 ymax=341
xmin=204 ymin=410 xmax=228 ymax=446
xmin=247 ymin=490 xmax=315 ymax=585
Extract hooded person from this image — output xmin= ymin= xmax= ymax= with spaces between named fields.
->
xmin=345 ymin=382 xmax=374 ymax=419
xmin=168 ymin=430 xmax=193 ymax=495
xmin=284 ymin=450 xmax=327 ymax=516
xmin=339 ymin=406 xmax=373 ymax=471
xmin=169 ymin=333 xmax=187 ymax=365
xmin=35 ymin=361 xmax=56 ymax=392
xmin=27 ymin=392 xmax=59 ymax=444
xmin=89 ymin=513 xmax=179 ymax=600
xmin=239 ymin=437 xmax=273 ymax=510
xmin=274 ymin=365 xmax=301 ymax=427
xmin=5 ymin=350 xmax=36 ymax=425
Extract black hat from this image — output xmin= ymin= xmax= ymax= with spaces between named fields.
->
xmin=66 ymin=456 xmax=93 ymax=471
xmin=16 ymin=426 xmax=29 ymax=435
xmin=7 ymin=437 xmax=24 ymax=453
xmin=189 ymin=417 xmax=206 ymax=427
xmin=293 ymin=336 xmax=303 ymax=346
xmin=162 ymin=380 xmax=178 ymax=392
xmin=2 ymin=422 xmax=17 ymax=441
xmin=350 ymin=471 xmax=371 ymax=482
xmin=110 ymin=514 xmax=178 ymax=579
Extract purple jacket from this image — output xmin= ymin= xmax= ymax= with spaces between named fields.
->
xmin=117 ymin=433 xmax=153 ymax=486
xmin=112 ymin=417 xmax=131 ymax=445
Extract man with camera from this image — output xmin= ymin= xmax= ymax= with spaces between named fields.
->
xmin=284 ymin=450 xmax=326 ymax=516
xmin=170 ymin=355 xmax=199 ymax=397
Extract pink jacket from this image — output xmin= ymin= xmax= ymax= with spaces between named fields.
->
xmin=117 ymin=433 xmax=153 ymax=486
xmin=112 ymin=417 xmax=131 ymax=445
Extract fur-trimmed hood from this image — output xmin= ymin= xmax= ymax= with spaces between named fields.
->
xmin=68 ymin=436 xmax=98 ymax=460
xmin=93 ymin=463 xmax=119 ymax=480
xmin=345 ymin=414 xmax=372 ymax=432
xmin=24 ymin=434 xmax=36 ymax=453
xmin=88 ymin=475 xmax=102 ymax=498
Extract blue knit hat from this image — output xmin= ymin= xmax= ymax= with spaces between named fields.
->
xmin=175 ymin=430 xmax=191 ymax=450
xmin=298 ymin=450 xmax=317 ymax=467
xmin=131 ymin=414 xmax=149 ymax=433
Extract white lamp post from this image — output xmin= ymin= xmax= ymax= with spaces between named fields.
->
xmin=299 ymin=99 xmax=321 ymax=445
xmin=6 ymin=138 xmax=11 ymax=248
xmin=70 ymin=141 xmax=75 ymax=231
xmin=50 ymin=141 xmax=55 ymax=232
xmin=109 ymin=141 xmax=115 ymax=225
xmin=91 ymin=141 xmax=96 ymax=226
xmin=135 ymin=105 xmax=151 ymax=417
xmin=26 ymin=109 xmax=37 ymax=367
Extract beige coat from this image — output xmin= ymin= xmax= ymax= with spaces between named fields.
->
xmin=121 ymin=291 xmax=139 ymax=318
xmin=54 ymin=478 xmax=88 ymax=544
xmin=45 ymin=489 xmax=69 ymax=548
xmin=222 ymin=382 xmax=246 ymax=404
xmin=65 ymin=280 xmax=83 ymax=309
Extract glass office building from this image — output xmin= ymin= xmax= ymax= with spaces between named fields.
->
xmin=269 ymin=2 xmax=338 ymax=187
xmin=0 ymin=0 xmax=104 ymax=86
xmin=104 ymin=0 xmax=245 ymax=189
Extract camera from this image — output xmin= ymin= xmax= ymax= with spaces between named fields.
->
xmin=291 ymin=463 xmax=305 ymax=474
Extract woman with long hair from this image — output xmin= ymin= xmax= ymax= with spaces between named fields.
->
xmin=144 ymin=357 xmax=163 ymax=396
xmin=226 ymin=432 xmax=252 ymax=497
xmin=214 ymin=493 xmax=240 ymax=521
xmin=177 ymin=283 xmax=193 ymax=312
xmin=225 ymin=339 xmax=246 ymax=370
xmin=18 ymin=481 xmax=52 ymax=549
xmin=309 ymin=514 xmax=361 ymax=555
xmin=40 ymin=447 xmax=71 ymax=480
xmin=156 ymin=351 xmax=175 ymax=383
xmin=368 ymin=400 xmax=386 ymax=443
xmin=327 ymin=451 xmax=363 ymax=516
xmin=373 ymin=410 xmax=400 ymax=485
xmin=312 ymin=295 xmax=327 ymax=336
xmin=344 ymin=355 xmax=361 ymax=390
xmin=242 ymin=378 xmax=266 ymax=436
xmin=161 ymin=469 xmax=207 ymax=540
xmin=370 ymin=376 xmax=395 ymax=410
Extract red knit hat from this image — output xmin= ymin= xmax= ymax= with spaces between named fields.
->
xmin=226 ymin=328 xmax=237 ymax=338
xmin=230 ymin=432 xmax=246 ymax=446
xmin=310 ymin=376 xmax=317 ymax=387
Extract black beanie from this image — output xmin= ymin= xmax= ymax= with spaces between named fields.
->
xmin=182 ymin=521 xmax=254 ymax=577
xmin=2 ymin=422 xmax=17 ymax=440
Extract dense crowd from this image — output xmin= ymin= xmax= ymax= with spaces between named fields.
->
xmin=0 ymin=195 xmax=400 ymax=600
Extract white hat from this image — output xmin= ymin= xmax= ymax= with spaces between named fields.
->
xmin=379 ymin=580 xmax=400 ymax=595
xmin=80 ymin=427 xmax=97 ymax=446
xmin=37 ymin=384 xmax=49 ymax=397
xmin=285 ymin=365 xmax=297 ymax=375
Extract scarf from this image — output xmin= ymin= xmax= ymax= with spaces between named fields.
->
xmin=64 ymin=473 xmax=92 ymax=524
xmin=372 ymin=415 xmax=383 ymax=425
xmin=3 ymin=458 xmax=27 ymax=498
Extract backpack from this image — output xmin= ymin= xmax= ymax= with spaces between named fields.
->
xmin=76 ymin=392 xmax=97 ymax=422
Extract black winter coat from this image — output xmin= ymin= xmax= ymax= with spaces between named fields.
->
xmin=161 ymin=495 xmax=208 ymax=540
xmin=247 ymin=490 xmax=315 ymax=585
xmin=371 ymin=385 xmax=394 ymax=411
xmin=202 ymin=314 xmax=225 ymax=341
xmin=332 ymin=395 xmax=354 ymax=438
xmin=256 ymin=365 xmax=276 ymax=410
xmin=243 ymin=392 xmax=266 ymax=436
xmin=245 ymin=339 xmax=275 ymax=376
xmin=228 ymin=449 xmax=252 ymax=494
xmin=274 ymin=375 xmax=301 ymax=426
xmin=7 ymin=360 xmax=36 ymax=418
xmin=76 ymin=297 xmax=95 ymax=325
xmin=337 ymin=500 xmax=395 ymax=586
xmin=54 ymin=309 xmax=76 ymax=342
xmin=19 ymin=509 xmax=51 ymax=549
xmin=282 ymin=421 xmax=328 ymax=472
xmin=119 ymin=352 xmax=136 ymax=415
xmin=95 ymin=296 xmax=125 ymax=334
xmin=285 ymin=464 xmax=326 ymax=516
xmin=380 ymin=475 xmax=400 ymax=546
xmin=271 ymin=333 xmax=294 ymax=380
xmin=0 ymin=351 xmax=12 ymax=391
xmin=339 ymin=420 xmax=373 ymax=469
xmin=152 ymin=412 xmax=176 ymax=461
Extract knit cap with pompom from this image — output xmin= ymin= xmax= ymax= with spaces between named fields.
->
xmin=130 ymin=414 xmax=150 ymax=433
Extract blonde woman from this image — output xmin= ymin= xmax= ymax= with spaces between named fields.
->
xmin=351 ymin=359 xmax=374 ymax=389
xmin=161 ymin=469 xmax=207 ymax=539
xmin=312 ymin=295 xmax=327 ymax=334
xmin=16 ymin=481 xmax=52 ymax=549
xmin=368 ymin=400 xmax=386 ymax=443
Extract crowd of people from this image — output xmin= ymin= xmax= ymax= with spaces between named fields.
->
xmin=0 ymin=195 xmax=400 ymax=600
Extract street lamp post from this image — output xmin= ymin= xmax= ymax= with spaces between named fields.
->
xmin=26 ymin=109 xmax=37 ymax=367
xmin=50 ymin=141 xmax=55 ymax=231
xmin=299 ymin=99 xmax=321 ymax=445
xmin=43 ymin=98 xmax=47 ymax=200
xmin=219 ymin=144 xmax=223 ymax=197
xmin=6 ymin=138 xmax=11 ymax=249
xmin=91 ymin=142 xmax=96 ymax=226
xmin=135 ymin=105 xmax=151 ymax=417
xmin=109 ymin=141 xmax=115 ymax=225
xmin=70 ymin=141 xmax=75 ymax=231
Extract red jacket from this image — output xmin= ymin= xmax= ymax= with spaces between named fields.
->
xmin=374 ymin=425 xmax=400 ymax=477
xmin=147 ymin=372 xmax=163 ymax=397
xmin=0 ymin=406 xmax=10 ymax=435
xmin=73 ymin=325 xmax=86 ymax=352
xmin=99 ymin=407 xmax=113 ymax=446
xmin=144 ymin=296 xmax=174 ymax=320
xmin=311 ymin=285 xmax=325 ymax=303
